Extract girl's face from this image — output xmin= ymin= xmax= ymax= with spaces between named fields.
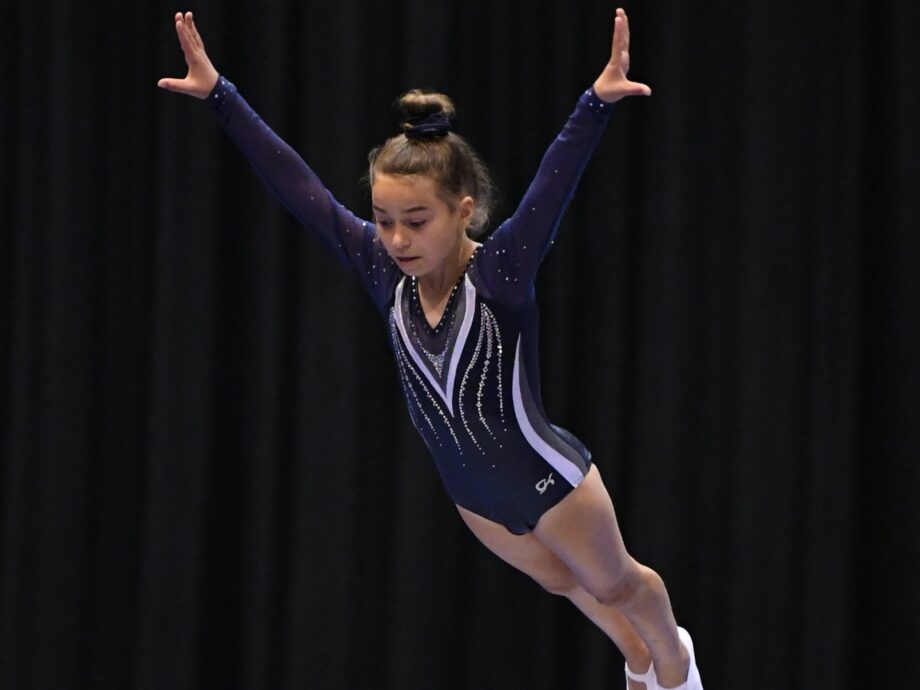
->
xmin=372 ymin=173 xmax=474 ymax=278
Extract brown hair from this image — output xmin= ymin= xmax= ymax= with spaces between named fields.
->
xmin=368 ymin=90 xmax=496 ymax=237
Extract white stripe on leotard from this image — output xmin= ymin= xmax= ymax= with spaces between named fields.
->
xmin=392 ymin=275 xmax=477 ymax=416
xmin=511 ymin=335 xmax=584 ymax=487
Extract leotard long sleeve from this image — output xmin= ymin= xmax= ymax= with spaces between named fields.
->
xmin=208 ymin=77 xmax=399 ymax=308
xmin=210 ymin=76 xmax=614 ymax=533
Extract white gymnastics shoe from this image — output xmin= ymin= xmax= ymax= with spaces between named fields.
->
xmin=659 ymin=627 xmax=703 ymax=690
xmin=625 ymin=661 xmax=657 ymax=689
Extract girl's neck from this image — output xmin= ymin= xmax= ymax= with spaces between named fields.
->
xmin=417 ymin=238 xmax=480 ymax=297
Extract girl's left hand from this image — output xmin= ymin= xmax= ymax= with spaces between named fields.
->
xmin=157 ymin=11 xmax=219 ymax=99
xmin=592 ymin=7 xmax=652 ymax=103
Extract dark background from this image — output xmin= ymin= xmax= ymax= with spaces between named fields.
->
xmin=2 ymin=1 xmax=918 ymax=688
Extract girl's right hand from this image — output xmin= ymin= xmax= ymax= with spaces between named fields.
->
xmin=157 ymin=12 xmax=220 ymax=99
xmin=592 ymin=7 xmax=651 ymax=103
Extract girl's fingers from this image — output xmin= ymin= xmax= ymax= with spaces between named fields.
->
xmin=185 ymin=13 xmax=196 ymax=47
xmin=175 ymin=18 xmax=189 ymax=52
xmin=183 ymin=20 xmax=197 ymax=54
xmin=614 ymin=18 xmax=626 ymax=61
xmin=176 ymin=20 xmax=195 ymax=60
xmin=185 ymin=12 xmax=200 ymax=48
xmin=620 ymin=9 xmax=630 ymax=52
xmin=180 ymin=19 xmax=205 ymax=65
xmin=610 ymin=9 xmax=634 ymax=74
xmin=609 ymin=17 xmax=619 ymax=61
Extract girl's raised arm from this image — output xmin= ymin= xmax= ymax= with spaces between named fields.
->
xmin=479 ymin=6 xmax=650 ymax=300
xmin=157 ymin=12 xmax=219 ymax=99
xmin=157 ymin=12 xmax=396 ymax=310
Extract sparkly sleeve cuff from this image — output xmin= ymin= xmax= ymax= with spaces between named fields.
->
xmin=208 ymin=75 xmax=237 ymax=120
xmin=579 ymin=86 xmax=615 ymax=124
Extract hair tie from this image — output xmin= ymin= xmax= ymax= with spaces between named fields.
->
xmin=403 ymin=112 xmax=451 ymax=139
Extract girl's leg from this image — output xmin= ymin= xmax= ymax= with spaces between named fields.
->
xmin=456 ymin=505 xmax=655 ymax=690
xmin=532 ymin=465 xmax=691 ymax=688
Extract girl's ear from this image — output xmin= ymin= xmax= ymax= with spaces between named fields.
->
xmin=459 ymin=195 xmax=475 ymax=225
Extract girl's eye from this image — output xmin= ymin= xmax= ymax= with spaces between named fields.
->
xmin=376 ymin=219 xmax=393 ymax=228
xmin=408 ymin=220 xmax=426 ymax=229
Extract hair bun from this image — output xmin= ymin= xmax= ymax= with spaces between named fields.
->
xmin=397 ymin=90 xmax=455 ymax=139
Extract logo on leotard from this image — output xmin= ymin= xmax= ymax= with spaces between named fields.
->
xmin=535 ymin=473 xmax=555 ymax=495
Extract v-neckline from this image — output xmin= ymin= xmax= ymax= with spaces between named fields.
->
xmin=414 ymin=246 xmax=480 ymax=331
xmin=391 ymin=265 xmax=481 ymax=417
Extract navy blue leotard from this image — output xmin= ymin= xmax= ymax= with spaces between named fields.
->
xmin=210 ymin=76 xmax=614 ymax=534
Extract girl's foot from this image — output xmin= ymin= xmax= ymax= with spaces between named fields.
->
xmin=658 ymin=627 xmax=703 ymax=690
xmin=625 ymin=660 xmax=657 ymax=690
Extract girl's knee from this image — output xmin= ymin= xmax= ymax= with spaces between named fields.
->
xmin=586 ymin=561 xmax=648 ymax=608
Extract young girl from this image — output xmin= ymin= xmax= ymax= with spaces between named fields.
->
xmin=159 ymin=8 xmax=702 ymax=689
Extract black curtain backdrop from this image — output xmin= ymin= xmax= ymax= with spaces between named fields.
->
xmin=2 ymin=1 xmax=918 ymax=688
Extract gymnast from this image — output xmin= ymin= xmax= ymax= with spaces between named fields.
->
xmin=159 ymin=8 xmax=702 ymax=689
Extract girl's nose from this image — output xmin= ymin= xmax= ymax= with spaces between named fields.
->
xmin=392 ymin=227 xmax=410 ymax=249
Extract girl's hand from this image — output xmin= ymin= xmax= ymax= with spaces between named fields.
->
xmin=592 ymin=7 xmax=652 ymax=103
xmin=157 ymin=12 xmax=220 ymax=99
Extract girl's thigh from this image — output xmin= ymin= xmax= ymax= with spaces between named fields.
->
xmin=456 ymin=504 xmax=577 ymax=592
xmin=532 ymin=465 xmax=633 ymax=593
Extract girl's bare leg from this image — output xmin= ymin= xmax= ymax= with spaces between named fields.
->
xmin=533 ymin=465 xmax=690 ymax=688
xmin=457 ymin=505 xmax=654 ymax=690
